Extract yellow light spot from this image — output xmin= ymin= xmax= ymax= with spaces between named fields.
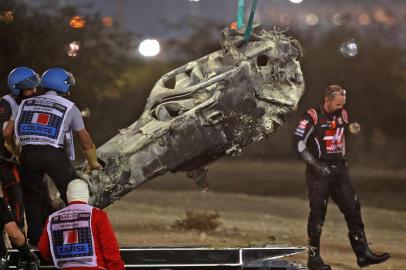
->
xmin=305 ymin=14 xmax=319 ymax=26
xmin=332 ymin=13 xmax=345 ymax=26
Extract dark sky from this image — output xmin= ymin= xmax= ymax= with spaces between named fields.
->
xmin=52 ymin=0 xmax=405 ymax=40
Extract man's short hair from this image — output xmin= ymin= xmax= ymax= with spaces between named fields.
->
xmin=324 ymin=85 xmax=346 ymax=99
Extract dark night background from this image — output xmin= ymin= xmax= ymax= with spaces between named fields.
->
xmin=1 ymin=1 xmax=406 ymax=267
xmin=1 ymin=0 xmax=405 ymax=167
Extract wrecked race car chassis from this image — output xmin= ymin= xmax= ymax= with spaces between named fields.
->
xmin=78 ymin=23 xmax=305 ymax=209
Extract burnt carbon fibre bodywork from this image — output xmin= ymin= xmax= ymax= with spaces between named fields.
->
xmin=78 ymin=23 xmax=305 ymax=208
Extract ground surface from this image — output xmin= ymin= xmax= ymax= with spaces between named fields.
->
xmin=106 ymin=160 xmax=406 ymax=270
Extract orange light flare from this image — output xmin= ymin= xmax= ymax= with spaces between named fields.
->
xmin=102 ymin=16 xmax=113 ymax=28
xmin=229 ymin=21 xmax=237 ymax=30
xmin=69 ymin=16 xmax=86 ymax=29
xmin=358 ymin=13 xmax=370 ymax=26
xmin=1 ymin=10 xmax=14 ymax=24
xmin=374 ymin=9 xmax=387 ymax=22
xmin=373 ymin=9 xmax=396 ymax=26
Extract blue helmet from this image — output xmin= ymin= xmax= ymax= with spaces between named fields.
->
xmin=7 ymin=67 xmax=40 ymax=96
xmin=40 ymin=67 xmax=75 ymax=94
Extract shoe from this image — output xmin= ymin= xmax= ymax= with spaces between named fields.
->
xmin=348 ymin=231 xmax=390 ymax=267
xmin=308 ymin=253 xmax=332 ymax=270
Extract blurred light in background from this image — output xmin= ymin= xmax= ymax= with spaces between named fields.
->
xmin=102 ymin=16 xmax=113 ymax=27
xmin=189 ymin=0 xmax=201 ymax=2
xmin=1 ymin=10 xmax=14 ymax=24
xmin=138 ymin=39 xmax=160 ymax=57
xmin=69 ymin=16 xmax=86 ymax=29
xmin=289 ymin=0 xmax=303 ymax=4
xmin=373 ymin=9 xmax=396 ymax=26
xmin=374 ymin=9 xmax=387 ymax=23
xmin=81 ymin=108 xmax=91 ymax=118
xmin=340 ymin=39 xmax=358 ymax=57
xmin=332 ymin=13 xmax=345 ymax=26
xmin=67 ymin=41 xmax=80 ymax=57
xmin=386 ymin=17 xmax=396 ymax=26
xmin=305 ymin=14 xmax=319 ymax=26
xmin=279 ymin=14 xmax=291 ymax=26
xmin=358 ymin=14 xmax=370 ymax=26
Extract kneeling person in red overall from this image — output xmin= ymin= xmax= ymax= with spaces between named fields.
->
xmin=38 ymin=179 xmax=124 ymax=270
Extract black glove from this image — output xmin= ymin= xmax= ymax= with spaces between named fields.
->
xmin=16 ymin=242 xmax=38 ymax=262
xmin=314 ymin=163 xmax=332 ymax=177
xmin=299 ymin=149 xmax=331 ymax=177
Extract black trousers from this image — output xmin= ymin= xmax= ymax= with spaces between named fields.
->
xmin=0 ymin=161 xmax=24 ymax=229
xmin=20 ymin=145 xmax=78 ymax=246
xmin=306 ymin=160 xmax=364 ymax=241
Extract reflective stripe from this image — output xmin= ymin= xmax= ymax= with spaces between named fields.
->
xmin=2 ymin=94 xmax=18 ymax=119
xmin=65 ymin=129 xmax=75 ymax=160
xmin=297 ymin=125 xmax=314 ymax=153
xmin=314 ymin=137 xmax=321 ymax=158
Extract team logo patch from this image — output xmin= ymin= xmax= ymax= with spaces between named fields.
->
xmin=295 ymin=119 xmax=308 ymax=137
xmin=63 ymin=230 xmax=79 ymax=244
xmin=323 ymin=127 xmax=344 ymax=153
xmin=307 ymin=108 xmax=318 ymax=124
xmin=32 ymin=113 xmax=50 ymax=125
xmin=298 ymin=119 xmax=308 ymax=129
xmin=0 ymin=107 xmax=4 ymax=113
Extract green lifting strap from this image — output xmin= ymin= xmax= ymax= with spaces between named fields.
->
xmin=244 ymin=0 xmax=258 ymax=41
xmin=237 ymin=0 xmax=245 ymax=29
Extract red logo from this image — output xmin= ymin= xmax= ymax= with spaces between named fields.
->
xmin=307 ymin=109 xmax=318 ymax=124
xmin=33 ymin=113 xmax=50 ymax=125
xmin=323 ymin=128 xmax=344 ymax=153
xmin=0 ymin=107 xmax=4 ymax=113
xmin=63 ymin=230 xmax=79 ymax=244
xmin=298 ymin=119 xmax=308 ymax=129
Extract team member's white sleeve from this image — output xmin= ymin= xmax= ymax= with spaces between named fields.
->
xmin=70 ymin=105 xmax=85 ymax=131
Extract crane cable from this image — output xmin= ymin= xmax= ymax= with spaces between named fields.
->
xmin=243 ymin=0 xmax=258 ymax=41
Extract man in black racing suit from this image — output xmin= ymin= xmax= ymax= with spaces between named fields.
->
xmin=293 ymin=85 xmax=390 ymax=269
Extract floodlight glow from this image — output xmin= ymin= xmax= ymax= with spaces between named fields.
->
xmin=67 ymin=41 xmax=80 ymax=57
xmin=81 ymin=108 xmax=91 ymax=118
xmin=289 ymin=0 xmax=303 ymax=3
xmin=305 ymin=14 xmax=319 ymax=26
xmin=139 ymin=39 xmax=160 ymax=57
xmin=332 ymin=13 xmax=345 ymax=26
xmin=340 ymin=39 xmax=358 ymax=57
